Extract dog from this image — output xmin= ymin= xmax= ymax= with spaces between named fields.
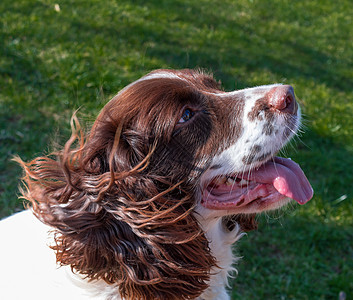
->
xmin=0 ymin=69 xmax=313 ymax=300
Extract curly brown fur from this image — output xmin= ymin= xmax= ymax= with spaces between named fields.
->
xmin=16 ymin=75 xmax=220 ymax=300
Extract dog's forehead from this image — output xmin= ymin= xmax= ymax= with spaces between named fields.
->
xmin=143 ymin=71 xmax=185 ymax=82
xmin=116 ymin=70 xmax=202 ymax=100
xmin=138 ymin=69 xmax=221 ymax=93
xmin=122 ymin=70 xmax=283 ymax=104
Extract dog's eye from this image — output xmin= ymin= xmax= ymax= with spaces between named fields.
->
xmin=178 ymin=108 xmax=195 ymax=124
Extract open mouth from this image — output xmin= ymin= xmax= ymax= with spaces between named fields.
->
xmin=201 ymin=157 xmax=313 ymax=210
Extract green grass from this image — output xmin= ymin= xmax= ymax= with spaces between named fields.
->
xmin=1 ymin=0 xmax=352 ymax=298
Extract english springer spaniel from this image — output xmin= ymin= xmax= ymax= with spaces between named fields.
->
xmin=0 ymin=69 xmax=313 ymax=300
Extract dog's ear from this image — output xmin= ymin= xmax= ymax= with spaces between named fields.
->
xmin=17 ymin=113 xmax=216 ymax=300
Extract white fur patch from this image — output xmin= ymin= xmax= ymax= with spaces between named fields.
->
xmin=195 ymin=212 xmax=244 ymax=300
xmin=202 ymin=84 xmax=300 ymax=183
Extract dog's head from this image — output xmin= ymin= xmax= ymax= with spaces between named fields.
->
xmin=18 ymin=69 xmax=312 ymax=299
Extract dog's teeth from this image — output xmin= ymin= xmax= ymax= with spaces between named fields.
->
xmin=238 ymin=179 xmax=248 ymax=185
xmin=212 ymin=176 xmax=250 ymax=186
xmin=214 ymin=176 xmax=227 ymax=185
xmin=227 ymin=177 xmax=236 ymax=185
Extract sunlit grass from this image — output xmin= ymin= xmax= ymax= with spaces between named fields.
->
xmin=1 ymin=0 xmax=352 ymax=298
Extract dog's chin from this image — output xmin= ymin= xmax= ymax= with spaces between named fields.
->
xmin=198 ymin=188 xmax=294 ymax=219
xmin=201 ymin=189 xmax=293 ymax=215
xmin=200 ymin=156 xmax=313 ymax=216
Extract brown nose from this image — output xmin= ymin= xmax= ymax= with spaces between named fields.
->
xmin=267 ymin=85 xmax=297 ymax=114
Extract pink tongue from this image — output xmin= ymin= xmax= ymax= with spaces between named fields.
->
xmin=249 ymin=157 xmax=313 ymax=204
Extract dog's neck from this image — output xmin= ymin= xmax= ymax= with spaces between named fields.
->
xmin=195 ymin=213 xmax=245 ymax=300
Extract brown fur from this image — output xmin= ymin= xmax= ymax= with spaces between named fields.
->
xmin=16 ymin=73 xmax=223 ymax=300
xmin=224 ymin=214 xmax=258 ymax=232
xmin=15 ymin=70 xmax=249 ymax=299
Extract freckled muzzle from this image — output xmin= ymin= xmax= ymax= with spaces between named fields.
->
xmin=201 ymin=84 xmax=312 ymax=213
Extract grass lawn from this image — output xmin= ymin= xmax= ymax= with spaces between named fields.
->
xmin=1 ymin=0 xmax=352 ymax=298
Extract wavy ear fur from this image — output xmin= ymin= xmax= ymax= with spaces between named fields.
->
xmin=17 ymin=102 xmax=216 ymax=299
